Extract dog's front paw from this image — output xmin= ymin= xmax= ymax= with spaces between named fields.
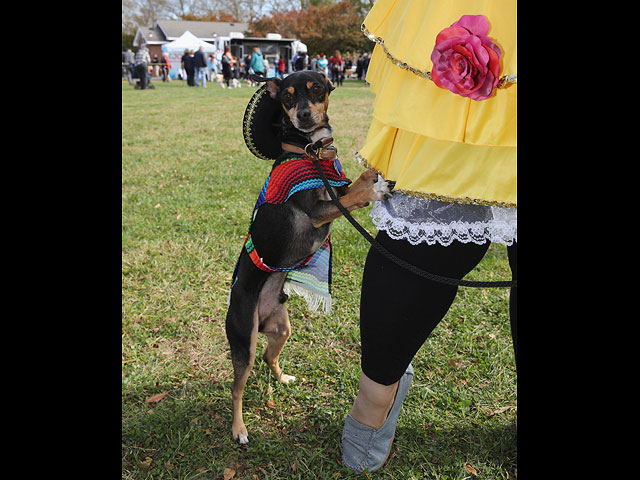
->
xmin=372 ymin=174 xmax=395 ymax=201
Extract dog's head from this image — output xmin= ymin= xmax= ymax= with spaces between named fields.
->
xmin=252 ymin=71 xmax=335 ymax=133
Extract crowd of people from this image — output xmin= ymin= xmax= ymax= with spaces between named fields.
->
xmin=292 ymin=50 xmax=371 ymax=86
xmin=124 ymin=44 xmax=372 ymax=90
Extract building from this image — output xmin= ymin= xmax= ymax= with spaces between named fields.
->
xmin=133 ymin=20 xmax=250 ymax=60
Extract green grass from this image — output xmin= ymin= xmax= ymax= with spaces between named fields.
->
xmin=122 ymin=78 xmax=516 ymax=480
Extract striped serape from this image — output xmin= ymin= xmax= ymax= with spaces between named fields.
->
xmin=232 ymin=156 xmax=351 ymax=314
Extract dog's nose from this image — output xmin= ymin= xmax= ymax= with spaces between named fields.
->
xmin=297 ymin=110 xmax=311 ymax=122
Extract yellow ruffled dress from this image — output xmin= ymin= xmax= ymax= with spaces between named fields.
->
xmin=357 ymin=0 xmax=516 ymax=208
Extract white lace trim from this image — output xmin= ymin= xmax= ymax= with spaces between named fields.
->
xmin=370 ymin=200 xmax=517 ymax=247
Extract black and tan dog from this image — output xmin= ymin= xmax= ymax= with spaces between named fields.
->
xmin=225 ymin=71 xmax=393 ymax=445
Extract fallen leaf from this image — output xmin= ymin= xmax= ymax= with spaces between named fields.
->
xmin=492 ymin=405 xmax=515 ymax=416
xmin=464 ymin=463 xmax=478 ymax=475
xmin=292 ymin=461 xmax=297 ymax=473
xmin=198 ymin=467 xmax=207 ymax=473
xmin=481 ymin=405 xmax=516 ymax=418
xmin=145 ymin=392 xmax=168 ymax=404
xmin=265 ymin=399 xmax=276 ymax=409
xmin=223 ymin=467 xmax=236 ymax=480
xmin=138 ymin=457 xmax=153 ymax=469
xmin=449 ymin=359 xmax=464 ymax=369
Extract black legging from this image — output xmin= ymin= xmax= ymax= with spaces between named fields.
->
xmin=359 ymin=231 xmax=517 ymax=385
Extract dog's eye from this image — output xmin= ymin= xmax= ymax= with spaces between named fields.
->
xmin=311 ymin=85 xmax=323 ymax=95
xmin=282 ymin=92 xmax=293 ymax=103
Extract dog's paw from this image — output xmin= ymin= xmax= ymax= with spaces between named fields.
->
xmin=232 ymin=423 xmax=249 ymax=445
xmin=372 ymin=174 xmax=395 ymax=200
xmin=279 ymin=373 xmax=296 ymax=384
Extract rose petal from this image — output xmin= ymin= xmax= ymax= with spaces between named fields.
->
xmin=484 ymin=43 xmax=502 ymax=77
xmin=451 ymin=15 xmax=490 ymax=36
xmin=465 ymin=36 xmax=489 ymax=73
xmin=435 ymin=25 xmax=471 ymax=44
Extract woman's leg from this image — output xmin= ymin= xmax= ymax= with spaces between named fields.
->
xmin=349 ymin=231 xmax=490 ymax=428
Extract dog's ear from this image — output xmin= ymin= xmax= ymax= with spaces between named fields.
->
xmin=251 ymin=74 xmax=282 ymax=99
xmin=324 ymin=73 xmax=335 ymax=94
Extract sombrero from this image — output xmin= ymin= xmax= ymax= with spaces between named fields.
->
xmin=243 ymin=84 xmax=283 ymax=161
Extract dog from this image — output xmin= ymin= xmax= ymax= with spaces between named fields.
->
xmin=225 ymin=70 xmax=394 ymax=445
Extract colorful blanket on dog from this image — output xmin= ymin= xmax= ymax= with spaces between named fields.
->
xmin=232 ymin=156 xmax=351 ymax=314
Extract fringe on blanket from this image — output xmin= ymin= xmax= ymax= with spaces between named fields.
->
xmin=283 ymin=280 xmax=333 ymax=315
xmin=227 ymin=278 xmax=332 ymax=314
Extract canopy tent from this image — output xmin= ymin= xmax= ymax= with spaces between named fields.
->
xmin=161 ymin=31 xmax=217 ymax=79
xmin=292 ymin=40 xmax=307 ymax=53
xmin=161 ymin=30 xmax=217 ymax=53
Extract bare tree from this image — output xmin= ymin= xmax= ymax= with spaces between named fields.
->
xmin=123 ymin=0 xmax=313 ymax=34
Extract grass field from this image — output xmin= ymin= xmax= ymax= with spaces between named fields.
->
xmin=122 ymin=78 xmax=516 ymax=479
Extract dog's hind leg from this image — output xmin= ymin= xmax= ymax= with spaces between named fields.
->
xmin=258 ymin=273 xmax=296 ymax=384
xmin=261 ymin=302 xmax=296 ymax=384
xmin=226 ymin=288 xmax=260 ymax=445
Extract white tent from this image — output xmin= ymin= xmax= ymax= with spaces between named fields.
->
xmin=161 ymin=31 xmax=217 ymax=79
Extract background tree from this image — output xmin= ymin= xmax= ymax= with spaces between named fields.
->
xmin=250 ymin=1 xmax=371 ymax=55
xmin=122 ymin=0 xmax=374 ymax=54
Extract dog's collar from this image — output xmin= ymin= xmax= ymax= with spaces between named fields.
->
xmin=281 ymin=136 xmax=337 ymax=160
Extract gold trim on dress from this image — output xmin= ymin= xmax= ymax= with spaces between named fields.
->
xmin=361 ymin=24 xmax=517 ymax=89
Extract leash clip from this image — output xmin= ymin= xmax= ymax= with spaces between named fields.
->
xmin=305 ymin=142 xmax=321 ymax=160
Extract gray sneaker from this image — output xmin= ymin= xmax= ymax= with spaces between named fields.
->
xmin=341 ymin=364 xmax=414 ymax=473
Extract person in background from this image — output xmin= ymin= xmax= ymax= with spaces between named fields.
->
xmin=161 ymin=52 xmax=171 ymax=82
xmin=208 ymin=53 xmax=216 ymax=82
xmin=293 ymin=50 xmax=306 ymax=71
xmin=233 ymin=55 xmax=241 ymax=85
xmin=221 ymin=46 xmax=233 ymax=88
xmin=317 ymin=52 xmax=328 ymax=75
xmin=329 ymin=50 xmax=344 ymax=86
xmin=356 ymin=54 xmax=364 ymax=80
xmin=309 ymin=54 xmax=318 ymax=72
xmin=361 ymin=52 xmax=370 ymax=84
xmin=124 ymin=48 xmax=135 ymax=85
xmin=344 ymin=55 xmax=353 ymax=79
xmin=242 ymin=53 xmax=253 ymax=84
xmin=152 ymin=54 xmax=160 ymax=78
xmin=185 ymin=49 xmax=196 ymax=86
xmin=277 ymin=56 xmax=286 ymax=79
xmin=194 ymin=45 xmax=208 ymax=88
xmin=133 ymin=44 xmax=151 ymax=89
xmin=250 ymin=47 xmax=265 ymax=77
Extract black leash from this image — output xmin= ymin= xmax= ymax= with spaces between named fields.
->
xmin=305 ymin=141 xmax=516 ymax=288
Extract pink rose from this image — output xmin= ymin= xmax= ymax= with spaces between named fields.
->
xmin=430 ymin=15 xmax=502 ymax=101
